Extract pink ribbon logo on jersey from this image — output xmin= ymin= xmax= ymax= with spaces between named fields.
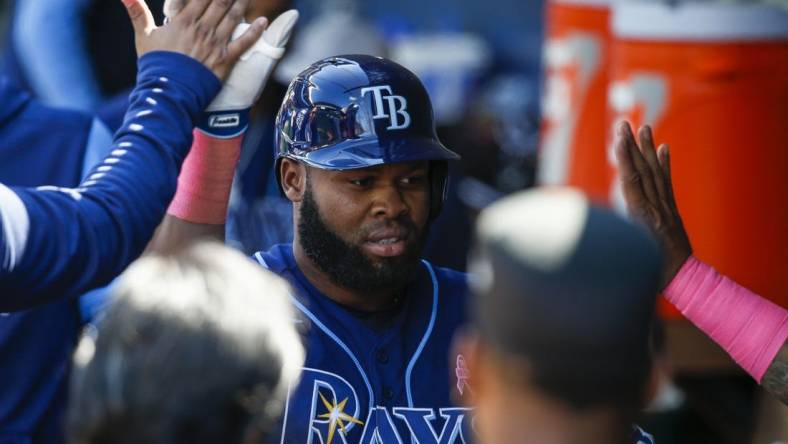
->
xmin=456 ymin=354 xmax=471 ymax=396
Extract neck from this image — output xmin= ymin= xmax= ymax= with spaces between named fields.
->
xmin=292 ymin=239 xmax=403 ymax=312
xmin=479 ymin=391 xmax=631 ymax=444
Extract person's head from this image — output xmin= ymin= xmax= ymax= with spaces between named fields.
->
xmin=67 ymin=243 xmax=304 ymax=444
xmin=275 ymin=55 xmax=459 ymax=294
xmin=456 ymin=188 xmax=662 ymax=444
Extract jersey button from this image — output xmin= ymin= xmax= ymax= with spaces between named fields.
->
xmin=376 ymin=349 xmax=389 ymax=364
xmin=383 ymin=387 xmax=395 ymax=399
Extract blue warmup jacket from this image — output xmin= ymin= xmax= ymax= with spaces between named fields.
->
xmin=0 ymin=51 xmax=219 ymax=443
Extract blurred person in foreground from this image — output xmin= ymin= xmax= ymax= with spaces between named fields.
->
xmin=67 ymin=243 xmax=304 ymax=444
xmin=455 ymin=187 xmax=661 ymax=444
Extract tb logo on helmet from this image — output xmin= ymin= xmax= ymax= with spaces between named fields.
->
xmin=361 ymin=85 xmax=411 ymax=130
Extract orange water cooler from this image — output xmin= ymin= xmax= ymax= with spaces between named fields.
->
xmin=608 ymin=2 xmax=788 ymax=315
xmin=537 ymin=0 xmax=613 ymax=202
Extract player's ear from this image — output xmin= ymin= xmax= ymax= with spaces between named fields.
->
xmin=280 ymin=158 xmax=307 ymax=202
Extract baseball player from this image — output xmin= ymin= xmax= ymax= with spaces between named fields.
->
xmin=0 ymin=1 xmax=266 ymax=441
xmin=153 ymin=55 xmax=669 ymax=443
xmin=457 ymin=187 xmax=660 ymax=444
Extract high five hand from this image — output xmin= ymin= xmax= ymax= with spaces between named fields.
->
xmin=614 ymin=121 xmax=693 ymax=286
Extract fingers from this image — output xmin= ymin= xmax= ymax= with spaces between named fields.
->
xmin=227 ymin=17 xmax=267 ymax=61
xmin=657 ymin=143 xmax=670 ymax=178
xmin=614 ymin=121 xmax=650 ymax=215
xmin=214 ymin=0 xmax=253 ymax=46
xmin=638 ymin=126 xmax=661 ymax=179
xmin=123 ymin=0 xmax=155 ymax=36
xmin=199 ymin=0 xmax=246 ymax=32
xmin=176 ymin=0 xmax=211 ymax=23
xmin=657 ymin=144 xmax=679 ymax=212
xmin=638 ymin=126 xmax=671 ymax=211
xmin=624 ymin=124 xmax=659 ymax=208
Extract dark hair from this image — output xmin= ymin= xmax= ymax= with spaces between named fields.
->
xmin=68 ymin=243 xmax=303 ymax=444
xmin=471 ymin=189 xmax=662 ymax=415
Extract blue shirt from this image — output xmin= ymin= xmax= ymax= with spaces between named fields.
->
xmin=255 ymin=244 xmax=473 ymax=443
xmin=0 ymin=73 xmax=111 ymax=444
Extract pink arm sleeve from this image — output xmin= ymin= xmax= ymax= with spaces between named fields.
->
xmin=665 ymin=256 xmax=788 ymax=382
xmin=166 ymin=130 xmax=242 ymax=224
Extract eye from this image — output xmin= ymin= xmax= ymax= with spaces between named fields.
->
xmin=349 ymin=177 xmax=373 ymax=187
xmin=400 ymin=175 xmax=426 ymax=186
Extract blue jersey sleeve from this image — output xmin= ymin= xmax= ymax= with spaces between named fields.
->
xmin=0 ymin=51 xmax=221 ymax=311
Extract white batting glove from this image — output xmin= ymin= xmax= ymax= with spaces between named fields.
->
xmin=207 ymin=9 xmax=299 ymax=112
xmin=164 ymin=3 xmax=299 ymax=137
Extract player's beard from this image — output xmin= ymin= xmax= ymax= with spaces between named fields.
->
xmin=298 ymin=184 xmax=427 ymax=294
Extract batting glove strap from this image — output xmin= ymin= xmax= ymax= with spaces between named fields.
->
xmin=196 ymin=108 xmax=250 ymax=139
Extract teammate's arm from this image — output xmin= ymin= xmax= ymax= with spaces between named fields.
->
xmin=614 ymin=121 xmax=788 ymax=404
xmin=0 ymin=0 xmax=265 ymax=310
xmin=762 ymin=346 xmax=788 ymax=404
xmin=146 ymin=7 xmax=299 ymax=254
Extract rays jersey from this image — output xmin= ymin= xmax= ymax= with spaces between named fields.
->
xmin=255 ymin=244 xmax=473 ymax=444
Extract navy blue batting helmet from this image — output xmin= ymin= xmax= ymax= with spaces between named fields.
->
xmin=274 ymin=54 xmax=460 ymax=217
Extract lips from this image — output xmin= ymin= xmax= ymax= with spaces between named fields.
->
xmin=363 ymin=228 xmax=409 ymax=257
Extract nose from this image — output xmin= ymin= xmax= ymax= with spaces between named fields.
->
xmin=371 ymin=184 xmax=409 ymax=219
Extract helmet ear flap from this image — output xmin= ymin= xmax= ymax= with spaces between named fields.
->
xmin=430 ymin=161 xmax=449 ymax=220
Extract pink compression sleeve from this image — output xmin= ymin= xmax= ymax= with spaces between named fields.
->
xmin=665 ymin=256 xmax=788 ymax=382
xmin=166 ymin=130 xmax=242 ymax=224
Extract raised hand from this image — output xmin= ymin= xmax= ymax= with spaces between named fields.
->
xmin=121 ymin=0 xmax=266 ymax=80
xmin=613 ymin=121 xmax=692 ymax=286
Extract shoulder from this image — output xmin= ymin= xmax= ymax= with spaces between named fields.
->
xmin=252 ymin=243 xmax=294 ymax=275
xmin=426 ymin=263 xmax=468 ymax=293
xmin=422 ymin=262 xmax=469 ymax=313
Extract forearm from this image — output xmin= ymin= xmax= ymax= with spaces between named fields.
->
xmin=761 ymin=343 xmax=788 ymax=404
xmin=0 ymin=52 xmax=220 ymax=310
xmin=665 ymin=256 xmax=788 ymax=385
xmin=145 ymin=131 xmax=242 ymax=254
xmin=146 ymin=215 xmax=225 ymax=255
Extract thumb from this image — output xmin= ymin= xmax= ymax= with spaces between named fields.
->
xmin=122 ymin=0 xmax=155 ymax=36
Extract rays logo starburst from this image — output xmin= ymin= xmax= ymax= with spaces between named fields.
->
xmin=317 ymin=392 xmax=365 ymax=444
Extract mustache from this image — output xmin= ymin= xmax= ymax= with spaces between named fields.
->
xmin=358 ymin=216 xmax=419 ymax=241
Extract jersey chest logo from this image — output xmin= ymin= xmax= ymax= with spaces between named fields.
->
xmin=281 ymin=368 xmax=475 ymax=444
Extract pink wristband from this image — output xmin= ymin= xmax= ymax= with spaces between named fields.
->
xmin=665 ymin=256 xmax=788 ymax=382
xmin=167 ymin=130 xmax=242 ymax=224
